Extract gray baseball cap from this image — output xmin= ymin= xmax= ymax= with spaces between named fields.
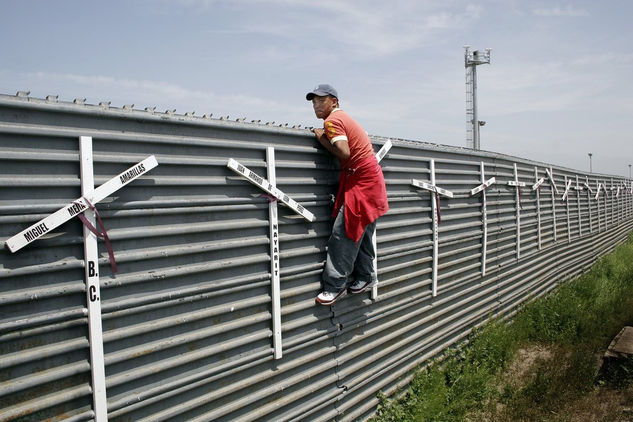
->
xmin=306 ymin=84 xmax=338 ymax=100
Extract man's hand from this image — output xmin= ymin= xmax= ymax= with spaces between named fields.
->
xmin=312 ymin=128 xmax=325 ymax=138
xmin=312 ymin=128 xmax=330 ymax=150
xmin=311 ymin=127 xmax=350 ymax=161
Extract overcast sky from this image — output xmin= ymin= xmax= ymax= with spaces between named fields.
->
xmin=1 ymin=0 xmax=632 ymax=177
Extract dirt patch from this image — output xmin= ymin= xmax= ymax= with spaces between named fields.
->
xmin=467 ymin=344 xmax=633 ymax=422
xmin=504 ymin=345 xmax=553 ymax=385
xmin=556 ymin=386 xmax=633 ymax=422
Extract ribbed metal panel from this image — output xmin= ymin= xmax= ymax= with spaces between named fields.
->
xmin=1 ymin=93 xmax=631 ymax=422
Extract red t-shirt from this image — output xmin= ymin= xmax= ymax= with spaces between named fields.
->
xmin=323 ymin=109 xmax=389 ymax=241
xmin=324 ymin=109 xmax=374 ymax=169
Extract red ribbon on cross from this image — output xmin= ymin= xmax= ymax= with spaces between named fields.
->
xmin=259 ymin=193 xmax=279 ymax=203
xmin=75 ymin=198 xmax=118 ymax=274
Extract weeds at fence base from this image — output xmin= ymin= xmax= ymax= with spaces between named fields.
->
xmin=371 ymin=235 xmax=633 ymax=422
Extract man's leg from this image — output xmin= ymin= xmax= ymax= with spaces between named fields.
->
xmin=353 ymin=220 xmax=377 ymax=283
xmin=322 ymin=208 xmax=363 ymax=293
xmin=348 ymin=221 xmax=377 ymax=294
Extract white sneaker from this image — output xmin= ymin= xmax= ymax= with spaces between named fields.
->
xmin=348 ymin=280 xmax=374 ymax=294
xmin=315 ymin=289 xmax=346 ymax=305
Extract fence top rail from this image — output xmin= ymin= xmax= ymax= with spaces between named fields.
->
xmin=0 ymin=92 xmax=627 ymax=181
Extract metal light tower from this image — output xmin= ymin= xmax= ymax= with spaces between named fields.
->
xmin=464 ymin=46 xmax=491 ymax=150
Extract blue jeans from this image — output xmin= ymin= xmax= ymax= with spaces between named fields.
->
xmin=322 ymin=207 xmax=377 ymax=292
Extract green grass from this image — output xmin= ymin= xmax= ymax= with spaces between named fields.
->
xmin=371 ymin=234 xmax=633 ymax=422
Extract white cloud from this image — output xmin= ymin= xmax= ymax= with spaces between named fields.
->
xmin=200 ymin=1 xmax=483 ymax=59
xmin=306 ymin=2 xmax=482 ymax=57
xmin=533 ymin=5 xmax=589 ymax=17
xmin=569 ymin=51 xmax=633 ymax=67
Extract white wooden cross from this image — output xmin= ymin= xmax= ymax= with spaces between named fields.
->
xmin=266 ymin=147 xmax=283 ymax=360
xmin=574 ymin=176 xmax=583 ymax=237
xmin=618 ymin=181 xmax=628 ymax=221
xmin=584 ymin=176 xmax=594 ymax=234
xmin=596 ymin=180 xmax=605 ymax=233
xmin=226 ymin=154 xmax=316 ymax=360
xmin=623 ymin=181 xmax=631 ymax=220
xmin=532 ymin=167 xmax=545 ymax=250
xmin=595 ymin=181 xmax=603 ymax=200
xmin=629 ymin=181 xmax=633 ymax=217
xmin=629 ymin=181 xmax=632 ymax=218
xmin=563 ymin=176 xmax=573 ymax=243
xmin=371 ymin=139 xmax=393 ymax=300
xmin=628 ymin=181 xmax=632 ymax=219
xmin=602 ymin=180 xmax=607 ymax=229
xmin=507 ymin=164 xmax=526 ymax=259
xmin=621 ymin=181 xmax=627 ymax=221
xmin=411 ymin=159 xmax=454 ymax=297
xmin=546 ymin=168 xmax=558 ymax=242
xmin=5 ymin=136 xmax=158 ymax=422
xmin=561 ymin=178 xmax=573 ymax=201
xmin=615 ymin=182 xmax=622 ymax=223
xmin=470 ymin=162 xmax=496 ymax=276
xmin=610 ymin=179 xmax=615 ymax=226
xmin=595 ymin=180 xmax=603 ymax=232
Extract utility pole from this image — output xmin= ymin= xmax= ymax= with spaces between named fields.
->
xmin=464 ymin=45 xmax=491 ymax=150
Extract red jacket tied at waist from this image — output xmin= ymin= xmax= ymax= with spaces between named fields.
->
xmin=333 ymin=156 xmax=389 ymax=242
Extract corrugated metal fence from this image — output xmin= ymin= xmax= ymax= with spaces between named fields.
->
xmin=1 ymin=93 xmax=632 ymax=421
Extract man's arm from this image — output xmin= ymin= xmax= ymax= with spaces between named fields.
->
xmin=313 ymin=128 xmax=350 ymax=161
